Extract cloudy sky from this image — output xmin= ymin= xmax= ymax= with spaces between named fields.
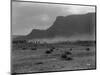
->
xmin=12 ymin=1 xmax=95 ymax=35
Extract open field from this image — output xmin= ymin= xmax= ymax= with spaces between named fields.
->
xmin=11 ymin=1 xmax=96 ymax=74
xmin=11 ymin=42 xmax=96 ymax=74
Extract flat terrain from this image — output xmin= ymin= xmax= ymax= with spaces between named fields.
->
xmin=12 ymin=44 xmax=96 ymax=73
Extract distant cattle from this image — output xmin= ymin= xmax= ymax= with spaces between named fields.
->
xmin=86 ymin=48 xmax=90 ymax=51
xmin=49 ymin=47 xmax=56 ymax=51
xmin=35 ymin=62 xmax=43 ymax=65
xmin=61 ymin=54 xmax=67 ymax=59
xmin=66 ymin=57 xmax=73 ymax=60
xmin=45 ymin=50 xmax=52 ymax=54
xmin=45 ymin=47 xmax=56 ymax=54
xmin=60 ymin=51 xmax=73 ymax=60
xmin=65 ymin=51 xmax=72 ymax=55
xmin=60 ymin=54 xmax=73 ymax=60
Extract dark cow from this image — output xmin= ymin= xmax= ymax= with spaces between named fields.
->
xmin=66 ymin=57 xmax=73 ymax=60
xmin=60 ymin=52 xmax=73 ymax=60
xmin=45 ymin=50 xmax=52 ymax=54
xmin=86 ymin=48 xmax=90 ymax=51
xmin=65 ymin=51 xmax=72 ymax=55
xmin=45 ymin=47 xmax=56 ymax=54
xmin=61 ymin=54 xmax=68 ymax=59
xmin=49 ymin=47 xmax=56 ymax=51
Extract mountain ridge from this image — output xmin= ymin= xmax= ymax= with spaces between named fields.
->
xmin=14 ymin=13 xmax=96 ymax=40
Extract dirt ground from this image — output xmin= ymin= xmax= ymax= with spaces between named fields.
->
xmin=11 ymin=44 xmax=96 ymax=73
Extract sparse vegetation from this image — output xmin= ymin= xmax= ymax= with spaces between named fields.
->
xmin=12 ymin=40 xmax=96 ymax=73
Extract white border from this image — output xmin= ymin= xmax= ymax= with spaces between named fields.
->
xmin=0 ymin=0 xmax=99 ymax=75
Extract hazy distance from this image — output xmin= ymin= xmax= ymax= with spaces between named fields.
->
xmin=12 ymin=1 xmax=95 ymax=35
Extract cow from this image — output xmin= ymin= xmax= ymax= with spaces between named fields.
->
xmin=86 ymin=48 xmax=90 ymax=51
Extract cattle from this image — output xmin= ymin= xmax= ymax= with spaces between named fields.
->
xmin=60 ymin=52 xmax=73 ymax=61
xmin=35 ymin=62 xmax=43 ymax=65
xmin=61 ymin=54 xmax=67 ymax=59
xmin=45 ymin=47 xmax=56 ymax=54
xmin=65 ymin=51 xmax=72 ymax=55
xmin=49 ymin=47 xmax=55 ymax=52
xmin=86 ymin=48 xmax=90 ymax=51
xmin=66 ymin=57 xmax=73 ymax=60
xmin=45 ymin=50 xmax=52 ymax=54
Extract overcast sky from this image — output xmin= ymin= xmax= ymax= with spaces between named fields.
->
xmin=12 ymin=1 xmax=95 ymax=35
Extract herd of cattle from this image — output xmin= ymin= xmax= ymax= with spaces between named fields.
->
xmin=17 ymin=44 xmax=90 ymax=61
xmin=44 ymin=47 xmax=90 ymax=61
xmin=13 ymin=40 xmax=91 ymax=61
xmin=12 ymin=40 xmax=92 ymax=75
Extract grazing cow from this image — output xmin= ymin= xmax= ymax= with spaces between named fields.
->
xmin=61 ymin=54 xmax=67 ymax=59
xmin=61 ymin=54 xmax=73 ymax=60
xmin=65 ymin=51 xmax=72 ymax=55
xmin=45 ymin=50 xmax=52 ymax=54
xmin=86 ymin=48 xmax=90 ymax=51
xmin=66 ymin=57 xmax=73 ymax=60
xmin=49 ymin=47 xmax=55 ymax=52
xmin=45 ymin=47 xmax=56 ymax=54
xmin=35 ymin=62 xmax=43 ymax=65
xmin=60 ymin=52 xmax=73 ymax=60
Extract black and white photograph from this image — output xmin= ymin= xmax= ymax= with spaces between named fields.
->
xmin=11 ymin=0 xmax=96 ymax=74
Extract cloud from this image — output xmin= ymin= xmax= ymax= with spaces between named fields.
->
xmin=61 ymin=5 xmax=95 ymax=16
xmin=12 ymin=1 xmax=95 ymax=35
